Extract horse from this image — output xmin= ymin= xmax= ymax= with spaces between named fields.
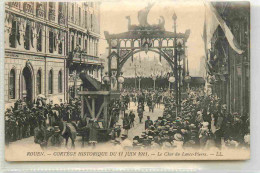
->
xmin=57 ymin=120 xmax=77 ymax=148
xmin=51 ymin=110 xmax=77 ymax=148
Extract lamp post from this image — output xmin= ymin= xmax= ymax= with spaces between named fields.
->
xmin=118 ymin=72 xmax=125 ymax=91
xmin=168 ymin=76 xmax=175 ymax=90
xmin=172 ymin=12 xmax=179 ymax=115
xmin=177 ymin=41 xmax=183 ymax=111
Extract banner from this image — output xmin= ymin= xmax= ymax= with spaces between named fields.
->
xmin=205 ymin=1 xmax=244 ymax=54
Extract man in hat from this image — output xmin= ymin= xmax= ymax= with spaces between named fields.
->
xmin=129 ymin=110 xmax=135 ymax=128
xmin=123 ymin=113 xmax=130 ymax=136
xmin=145 ymin=116 xmax=153 ymax=130
xmin=47 ymin=126 xmax=64 ymax=148
xmin=88 ymin=119 xmax=99 ymax=147
xmin=199 ymin=122 xmax=210 ymax=148
xmin=137 ymin=103 xmax=144 ymax=123
xmin=196 ymin=111 xmax=204 ymax=125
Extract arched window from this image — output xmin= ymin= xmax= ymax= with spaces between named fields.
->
xmin=48 ymin=70 xmax=53 ymax=94
xmin=58 ymin=70 xmax=62 ymax=93
xmin=36 ymin=70 xmax=41 ymax=95
xmin=9 ymin=69 xmax=15 ymax=99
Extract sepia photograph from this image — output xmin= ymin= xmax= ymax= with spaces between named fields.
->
xmin=4 ymin=0 xmax=250 ymax=161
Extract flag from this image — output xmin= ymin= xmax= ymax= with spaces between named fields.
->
xmin=205 ymin=1 xmax=244 ymax=54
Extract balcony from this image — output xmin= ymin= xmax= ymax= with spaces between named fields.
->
xmin=69 ymin=51 xmax=103 ymax=64
xmin=23 ymin=2 xmax=34 ymax=14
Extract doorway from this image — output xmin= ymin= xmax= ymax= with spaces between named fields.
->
xmin=22 ymin=66 xmax=33 ymax=103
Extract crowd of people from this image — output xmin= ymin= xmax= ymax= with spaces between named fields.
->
xmin=5 ymin=97 xmax=81 ymax=146
xmin=125 ymin=87 xmax=250 ymax=150
xmin=5 ymin=87 xmax=250 ymax=151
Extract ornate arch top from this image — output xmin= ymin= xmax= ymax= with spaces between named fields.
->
xmin=104 ymin=30 xmax=190 ymax=42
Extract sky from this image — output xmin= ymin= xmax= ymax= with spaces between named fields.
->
xmin=98 ymin=0 xmax=206 ymax=77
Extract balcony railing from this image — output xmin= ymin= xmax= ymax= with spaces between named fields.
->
xmin=71 ymin=51 xmax=103 ymax=64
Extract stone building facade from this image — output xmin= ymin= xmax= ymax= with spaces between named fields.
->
xmin=208 ymin=2 xmax=250 ymax=115
xmin=67 ymin=2 xmax=103 ymax=99
xmin=4 ymin=2 xmax=102 ymax=108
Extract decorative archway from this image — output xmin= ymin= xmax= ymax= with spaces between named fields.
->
xmin=118 ymin=49 xmax=175 ymax=74
xmin=104 ymin=5 xmax=190 ymax=91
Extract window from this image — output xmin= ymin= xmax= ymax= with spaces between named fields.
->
xmin=90 ymin=14 xmax=93 ymax=30
xmin=37 ymin=29 xmax=42 ymax=51
xmin=58 ymin=32 xmax=62 ymax=54
xmin=48 ymin=70 xmax=53 ymax=94
xmin=36 ymin=70 xmax=41 ymax=95
xmin=78 ymin=37 xmax=81 ymax=47
xmin=49 ymin=31 xmax=54 ymax=53
xmin=58 ymin=70 xmax=62 ymax=93
xmin=58 ymin=42 xmax=62 ymax=54
xmin=95 ymin=42 xmax=98 ymax=56
xmin=24 ymin=23 xmax=31 ymax=50
xmin=71 ymin=3 xmax=74 ymax=22
xmin=9 ymin=20 xmax=18 ymax=48
xmin=58 ymin=2 xmax=65 ymax=25
xmin=71 ymin=35 xmax=75 ymax=51
xmin=85 ymin=39 xmax=87 ymax=52
xmin=85 ymin=11 xmax=88 ymax=28
xmin=79 ymin=7 xmax=81 ymax=26
xmin=49 ymin=2 xmax=55 ymax=21
xmin=36 ymin=2 xmax=45 ymax=18
xmin=9 ymin=69 xmax=15 ymax=99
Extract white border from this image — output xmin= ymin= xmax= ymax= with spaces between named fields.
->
xmin=0 ymin=0 xmax=260 ymax=172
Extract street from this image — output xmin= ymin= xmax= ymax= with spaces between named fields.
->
xmin=119 ymin=102 xmax=164 ymax=140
